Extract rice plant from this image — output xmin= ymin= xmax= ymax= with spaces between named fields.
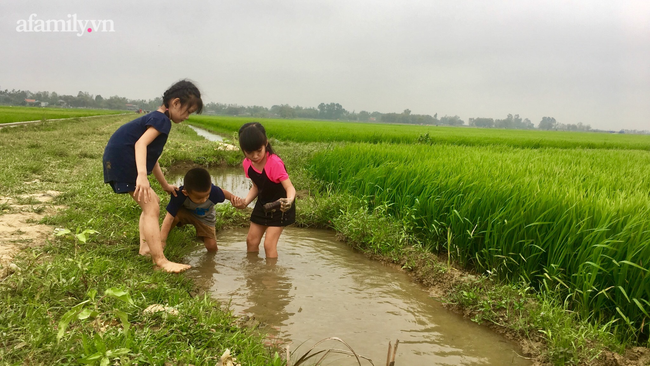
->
xmin=309 ymin=143 xmax=650 ymax=342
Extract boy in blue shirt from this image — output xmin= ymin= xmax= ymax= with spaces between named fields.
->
xmin=161 ymin=167 xmax=241 ymax=251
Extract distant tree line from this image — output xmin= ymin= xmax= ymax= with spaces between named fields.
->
xmin=0 ymin=88 xmax=601 ymax=132
xmin=0 ymin=89 xmax=162 ymax=111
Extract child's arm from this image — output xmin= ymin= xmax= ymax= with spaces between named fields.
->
xmin=160 ymin=212 xmax=175 ymax=245
xmin=221 ymin=189 xmax=240 ymax=203
xmin=212 ymin=188 xmax=243 ymax=207
xmin=133 ymin=127 xmax=161 ymax=203
xmin=280 ymin=178 xmax=296 ymax=212
xmin=153 ymin=161 xmax=178 ymax=197
xmin=221 ymin=189 xmax=234 ymax=201
xmin=233 ymin=183 xmax=258 ymax=209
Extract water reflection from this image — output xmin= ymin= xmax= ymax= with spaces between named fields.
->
xmin=186 ymin=228 xmax=530 ymax=366
xmin=241 ymin=253 xmax=293 ymax=328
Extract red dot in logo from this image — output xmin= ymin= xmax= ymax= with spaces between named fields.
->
xmin=87 ymin=28 xmax=92 ymax=33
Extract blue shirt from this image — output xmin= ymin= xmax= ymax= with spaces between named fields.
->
xmin=103 ymin=111 xmax=171 ymax=184
xmin=166 ymin=185 xmax=226 ymax=225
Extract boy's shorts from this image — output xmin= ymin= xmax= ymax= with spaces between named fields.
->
xmin=174 ymin=208 xmax=216 ymax=241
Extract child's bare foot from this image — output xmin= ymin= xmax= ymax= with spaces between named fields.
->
xmin=155 ymin=260 xmax=191 ymax=273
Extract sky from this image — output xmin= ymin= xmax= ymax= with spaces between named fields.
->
xmin=1 ymin=0 xmax=649 ymax=131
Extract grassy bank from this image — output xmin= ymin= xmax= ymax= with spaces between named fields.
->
xmin=188 ymin=114 xmax=650 ymax=150
xmin=0 ymin=106 xmax=126 ymax=124
xmin=0 ymin=116 xmax=283 ymax=365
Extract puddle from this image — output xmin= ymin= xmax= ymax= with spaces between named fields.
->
xmin=187 ymin=227 xmax=531 ymax=365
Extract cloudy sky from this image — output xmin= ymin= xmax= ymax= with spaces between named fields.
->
xmin=1 ymin=0 xmax=649 ymax=130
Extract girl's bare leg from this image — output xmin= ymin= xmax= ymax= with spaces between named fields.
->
xmin=130 ymin=189 xmax=190 ymax=273
xmin=246 ymin=222 xmax=267 ymax=253
xmin=139 ymin=211 xmax=150 ymax=255
xmin=263 ymin=226 xmax=284 ymax=259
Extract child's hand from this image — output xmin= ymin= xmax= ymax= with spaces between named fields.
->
xmin=163 ymin=183 xmax=179 ymax=197
xmin=280 ymin=198 xmax=293 ymax=212
xmin=134 ymin=174 xmax=152 ymax=203
xmin=231 ymin=196 xmax=246 ymax=209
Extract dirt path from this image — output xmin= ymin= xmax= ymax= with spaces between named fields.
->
xmin=0 ymin=190 xmax=64 ymax=278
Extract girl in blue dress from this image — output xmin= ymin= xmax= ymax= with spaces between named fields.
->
xmin=103 ymin=80 xmax=203 ymax=273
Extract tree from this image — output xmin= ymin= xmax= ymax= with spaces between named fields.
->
xmin=522 ymin=118 xmax=534 ymax=129
xmin=358 ymin=111 xmax=370 ymax=122
xmin=469 ymin=117 xmax=494 ymax=128
xmin=440 ymin=115 xmax=464 ymax=126
xmin=225 ymin=105 xmax=245 ymax=116
xmin=538 ymin=117 xmax=557 ymax=130
xmin=382 ymin=113 xmax=399 ymax=123
xmin=495 ymin=114 xmax=515 ymax=129
xmin=106 ymin=95 xmax=128 ymax=110
xmin=277 ymin=104 xmax=295 ymax=119
xmin=317 ymin=102 xmax=347 ymax=120
xmin=295 ymin=106 xmax=318 ymax=119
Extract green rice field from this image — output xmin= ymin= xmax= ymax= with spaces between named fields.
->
xmin=188 ymin=115 xmax=650 ymax=150
xmin=0 ymin=106 xmax=126 ymax=124
xmin=309 ymin=142 xmax=650 ymax=340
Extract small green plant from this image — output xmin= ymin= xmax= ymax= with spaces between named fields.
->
xmin=58 ymin=287 xmax=135 ymax=365
xmin=417 ymin=132 xmax=432 ymax=144
xmin=55 ymin=227 xmax=99 ymax=256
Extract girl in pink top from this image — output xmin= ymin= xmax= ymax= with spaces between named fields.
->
xmin=232 ymin=122 xmax=296 ymax=258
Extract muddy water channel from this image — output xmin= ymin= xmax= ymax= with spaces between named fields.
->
xmin=188 ymin=125 xmax=225 ymax=141
xmin=172 ymin=126 xmax=530 ymax=365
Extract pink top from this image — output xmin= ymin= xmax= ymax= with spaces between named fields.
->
xmin=243 ymin=153 xmax=289 ymax=183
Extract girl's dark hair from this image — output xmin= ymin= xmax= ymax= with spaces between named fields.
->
xmin=162 ymin=79 xmax=203 ymax=116
xmin=238 ymin=122 xmax=275 ymax=155
xmin=184 ymin=167 xmax=211 ymax=193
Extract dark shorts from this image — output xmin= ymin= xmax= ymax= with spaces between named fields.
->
xmin=108 ymin=181 xmax=135 ymax=194
xmin=174 ymin=208 xmax=217 ymax=241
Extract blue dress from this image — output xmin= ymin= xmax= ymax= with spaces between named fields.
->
xmin=103 ymin=111 xmax=171 ymax=193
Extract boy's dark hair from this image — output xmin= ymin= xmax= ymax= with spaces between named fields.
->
xmin=238 ymin=122 xmax=275 ymax=155
xmin=162 ymin=79 xmax=204 ymax=115
xmin=184 ymin=167 xmax=211 ymax=193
